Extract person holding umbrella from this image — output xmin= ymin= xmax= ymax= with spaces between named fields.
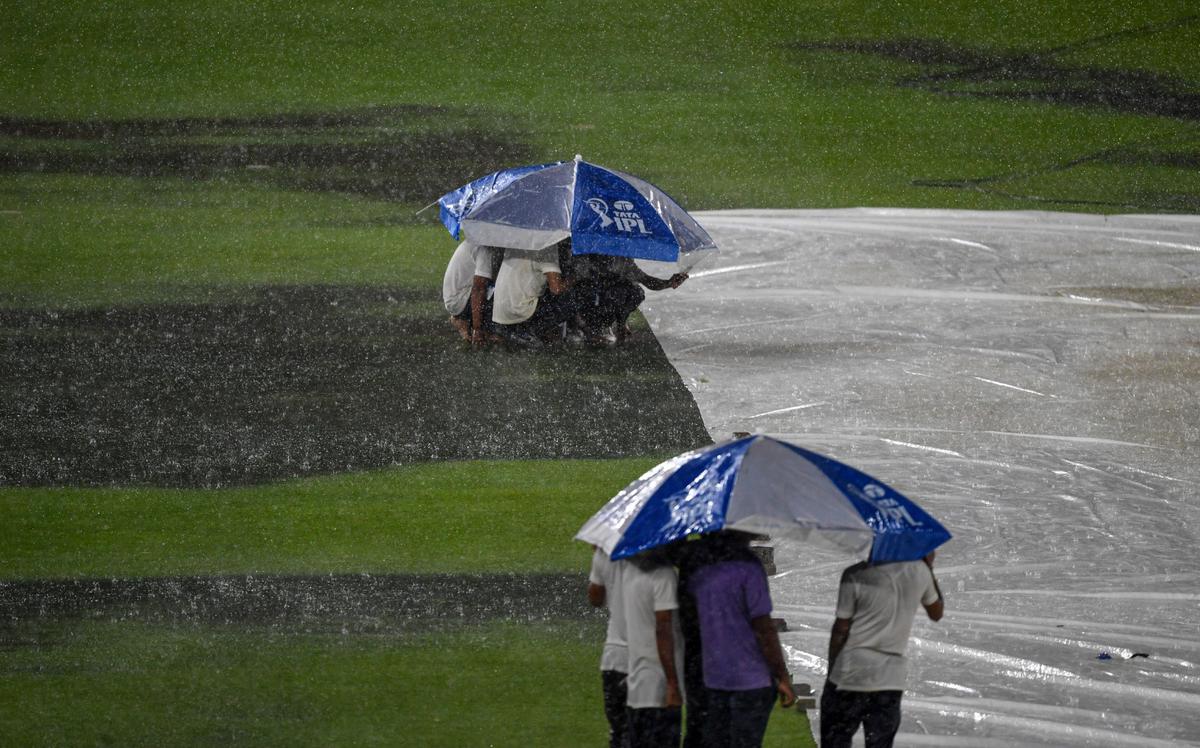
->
xmin=820 ymin=551 xmax=945 ymax=748
xmin=685 ymin=531 xmax=795 ymax=747
xmin=435 ymin=156 xmax=718 ymax=341
xmin=435 ymin=156 xmax=718 ymax=275
xmin=575 ymin=435 xmax=953 ymax=746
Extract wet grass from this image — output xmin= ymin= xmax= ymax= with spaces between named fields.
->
xmin=1 ymin=573 xmax=597 ymax=633
xmin=0 ymin=284 xmax=708 ymax=487
xmin=0 ymin=169 xmax=719 ymax=741
xmin=0 ymin=175 xmax=710 ymax=489
xmin=0 ymin=105 xmax=533 ymax=204
xmin=3 ymin=3 xmax=1190 ymax=745
xmin=0 ymin=459 xmax=654 ymax=578
xmin=0 ymin=619 xmax=814 ymax=747
xmin=0 ymin=619 xmax=612 ymax=747
xmin=787 ymin=31 xmax=1200 ymax=210
xmin=1 ymin=1 xmax=1198 ymax=212
xmin=792 ymin=25 xmax=1200 ymax=122
xmin=0 ymin=174 xmax=448 ymax=307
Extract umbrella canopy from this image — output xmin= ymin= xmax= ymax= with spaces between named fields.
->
xmin=575 ymin=435 xmax=952 ymax=563
xmin=436 ymin=155 xmax=717 ymax=267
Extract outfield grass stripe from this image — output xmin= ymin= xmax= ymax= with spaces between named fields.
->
xmin=0 ymin=458 xmax=676 ymax=579
xmin=0 ymin=572 xmax=596 ymax=629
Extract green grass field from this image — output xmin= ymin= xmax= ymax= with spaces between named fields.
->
xmin=1 ymin=459 xmax=651 ymax=579
xmin=0 ymin=174 xmax=448 ymax=306
xmin=3 ymin=1 xmax=1198 ymax=217
xmin=3 ymin=1 xmax=1198 ymax=744
xmin=0 ymin=620 xmax=814 ymax=747
xmin=0 ymin=459 xmax=815 ymax=746
xmin=1 ymin=620 xmax=614 ymax=746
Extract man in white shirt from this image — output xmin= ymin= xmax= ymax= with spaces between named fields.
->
xmin=821 ymin=552 xmax=944 ymax=748
xmin=441 ymin=241 xmax=500 ymax=346
xmin=621 ymin=550 xmax=684 ymax=748
xmin=490 ymin=239 xmax=575 ymax=348
xmin=588 ymin=548 xmax=630 ymax=748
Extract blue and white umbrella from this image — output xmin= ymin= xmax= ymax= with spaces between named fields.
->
xmin=436 ymin=155 xmax=717 ymax=268
xmin=576 ymin=435 xmax=951 ymax=563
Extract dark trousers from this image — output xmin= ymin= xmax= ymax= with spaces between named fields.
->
xmin=577 ymin=279 xmax=644 ymax=330
xmin=681 ymin=673 xmax=708 ymax=748
xmin=602 ymin=670 xmax=628 ymax=748
xmin=497 ymin=290 xmax=579 ymax=344
xmin=627 ymin=705 xmax=681 ymax=748
xmin=527 ymin=288 xmax=579 ymax=339
xmin=701 ymin=685 xmax=776 ymax=748
xmin=819 ymin=681 xmax=903 ymax=748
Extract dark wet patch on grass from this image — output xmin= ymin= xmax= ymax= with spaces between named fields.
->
xmin=1097 ymin=148 xmax=1200 ymax=170
xmin=0 ymin=105 xmax=534 ymax=203
xmin=0 ymin=105 xmax=457 ymax=140
xmin=787 ymin=16 xmax=1200 ymax=122
xmin=910 ymin=136 xmax=1200 ymax=212
xmin=0 ymin=285 xmax=711 ymax=487
xmin=785 ymin=16 xmax=1200 ymax=211
xmin=0 ymin=572 xmax=596 ymax=637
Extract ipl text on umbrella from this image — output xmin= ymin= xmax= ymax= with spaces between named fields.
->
xmin=856 ymin=484 xmax=924 ymax=527
xmin=588 ymin=198 xmax=652 ymax=235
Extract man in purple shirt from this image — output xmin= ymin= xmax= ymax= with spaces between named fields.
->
xmin=687 ymin=531 xmax=795 ymax=747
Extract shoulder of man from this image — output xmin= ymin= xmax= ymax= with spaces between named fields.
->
xmin=589 ymin=547 xmax=610 ymax=577
xmin=650 ymin=563 xmax=677 ymax=582
xmin=649 ymin=565 xmax=679 ymax=602
xmin=897 ymin=558 xmax=931 ymax=578
xmin=840 ymin=561 xmax=870 ymax=583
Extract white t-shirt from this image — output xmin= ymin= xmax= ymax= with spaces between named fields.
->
xmin=491 ymin=246 xmax=561 ymax=325
xmin=441 ymin=242 xmax=497 ymax=315
xmin=621 ymin=562 xmax=684 ymax=709
xmin=829 ymin=560 xmax=940 ymax=692
xmin=589 ymin=548 xmax=628 ymax=673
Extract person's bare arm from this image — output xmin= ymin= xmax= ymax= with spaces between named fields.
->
xmin=751 ymin=615 xmax=797 ymax=706
xmin=827 ymin=617 xmax=852 ymax=675
xmin=655 ymin=610 xmax=683 ymax=707
xmin=469 ymin=275 xmax=489 ymax=346
xmin=629 ymin=265 xmax=688 ymax=292
xmin=587 ymin=583 xmax=605 ymax=608
xmin=545 ymin=271 xmax=570 ymax=295
xmin=635 ymin=268 xmax=671 ymax=291
xmin=923 ymin=553 xmax=945 ymax=621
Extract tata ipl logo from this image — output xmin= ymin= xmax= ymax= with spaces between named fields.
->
xmin=585 ymin=198 xmax=652 ymax=235
xmin=854 ymin=483 xmax=923 ymax=526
